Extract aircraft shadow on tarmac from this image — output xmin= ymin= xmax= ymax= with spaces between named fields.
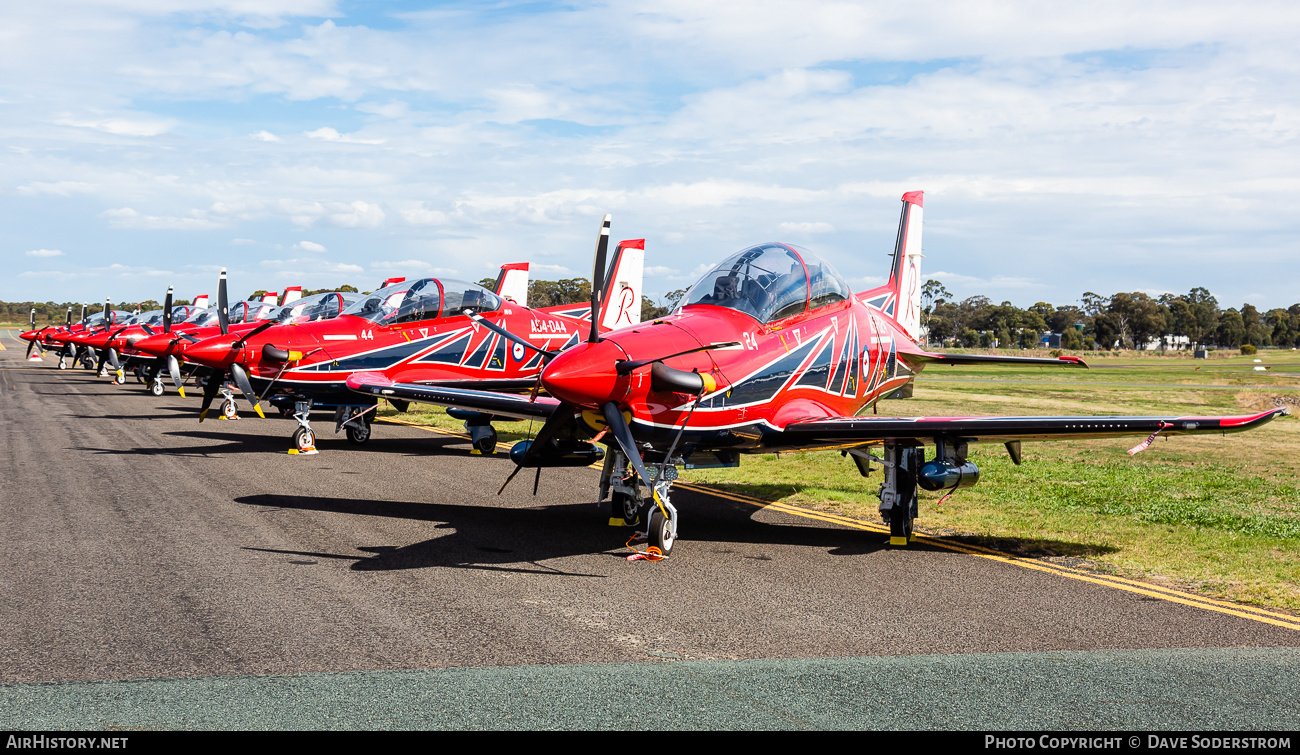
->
xmin=233 ymin=490 xmax=906 ymax=574
xmin=72 ymin=429 xmax=481 ymax=458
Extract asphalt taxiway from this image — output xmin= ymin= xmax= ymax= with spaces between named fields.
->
xmin=1 ymin=334 xmax=1297 ymax=729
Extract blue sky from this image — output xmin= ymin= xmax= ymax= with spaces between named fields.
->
xmin=3 ymin=0 xmax=1298 ymax=310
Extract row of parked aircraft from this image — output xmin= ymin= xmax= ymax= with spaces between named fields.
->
xmin=18 ymin=192 xmax=1288 ymax=560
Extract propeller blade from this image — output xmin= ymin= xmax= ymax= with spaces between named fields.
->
xmin=140 ymin=323 xmax=155 ymax=336
xmin=167 ymin=355 xmax=185 ymax=398
xmin=29 ymin=308 xmax=36 ymax=329
xmin=25 ymin=340 xmax=35 ymax=359
xmin=520 ymin=402 xmax=579 ymax=466
xmin=227 ymin=363 xmax=265 ymax=418
xmin=616 ymin=342 xmax=742 ymax=375
xmin=94 ymin=351 xmax=107 ymax=374
xmin=178 ymin=333 xmax=200 ymax=344
xmin=217 ymin=268 xmax=229 ymax=336
xmin=163 ymin=286 xmax=174 ymax=333
xmin=198 ymin=370 xmax=223 ymax=422
xmin=468 ymin=314 xmax=556 ymax=359
xmin=588 ymin=214 xmax=612 ymax=344
xmin=65 ymin=307 xmax=72 ymax=327
xmin=233 ymin=319 xmax=275 ymax=348
xmin=601 ymin=401 xmax=660 ymax=504
xmin=108 ymin=348 xmax=121 ymax=369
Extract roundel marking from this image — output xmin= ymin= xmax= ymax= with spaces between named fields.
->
xmin=512 ymin=342 xmax=525 ymax=362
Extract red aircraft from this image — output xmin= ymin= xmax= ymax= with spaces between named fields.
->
xmin=346 ymin=192 xmax=1288 ymax=559
xmin=180 ymin=220 xmax=644 ymax=453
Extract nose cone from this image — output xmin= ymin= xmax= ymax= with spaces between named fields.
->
xmin=134 ymin=332 xmax=174 ymax=357
xmin=18 ymin=330 xmax=37 ymax=343
xmin=540 ymin=339 xmax=629 ymax=408
xmin=81 ymin=331 xmax=111 ymax=349
xmin=185 ymin=334 xmax=242 ymax=369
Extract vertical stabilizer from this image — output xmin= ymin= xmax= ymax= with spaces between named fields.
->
xmin=493 ymin=263 xmax=530 ymax=306
xmin=260 ymin=291 xmax=280 ymax=305
xmin=281 ymin=286 xmax=303 ymax=305
xmin=381 ymin=277 xmax=406 ymax=289
xmin=192 ymin=294 xmax=210 ymax=309
xmin=888 ymin=191 xmax=925 ymax=342
xmin=598 ymin=239 xmax=644 ymax=331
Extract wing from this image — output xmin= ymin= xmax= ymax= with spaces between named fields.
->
xmin=909 ymin=352 xmax=1088 ymax=368
xmin=779 ymin=408 xmax=1288 ymax=445
xmin=346 ymin=371 xmax=559 ymax=421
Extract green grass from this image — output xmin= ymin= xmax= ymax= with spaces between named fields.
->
xmin=378 ymin=349 xmax=1300 ymax=611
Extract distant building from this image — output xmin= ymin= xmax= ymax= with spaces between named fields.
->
xmin=1142 ymin=335 xmax=1191 ymax=351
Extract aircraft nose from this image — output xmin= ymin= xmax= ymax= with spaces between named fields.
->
xmin=18 ymin=330 xmax=36 ymax=343
xmin=540 ymin=339 xmax=630 ymax=408
xmin=185 ymin=335 xmax=241 ymax=369
xmin=133 ymin=332 xmax=172 ymax=357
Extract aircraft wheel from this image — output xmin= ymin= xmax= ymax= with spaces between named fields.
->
xmin=647 ymin=506 xmax=674 ymax=557
xmin=57 ymin=359 xmax=67 ymax=370
xmin=612 ymin=491 xmax=641 ymax=525
xmin=113 ymin=371 xmax=126 ymax=385
xmin=472 ymin=427 xmax=497 ymax=454
xmin=345 ymin=419 xmax=371 ymax=445
xmin=149 ymin=381 xmax=165 ymax=397
xmin=222 ymin=399 xmax=237 ymax=419
xmin=293 ymin=427 xmax=316 ymax=451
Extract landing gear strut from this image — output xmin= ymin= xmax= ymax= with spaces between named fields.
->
xmin=335 ymin=405 xmax=374 ymax=445
xmin=877 ymin=443 xmax=920 ymax=545
xmin=599 ymin=448 xmax=680 ymax=557
xmin=291 ymin=400 xmax=317 ymax=453
xmin=220 ymin=385 xmax=239 ymax=420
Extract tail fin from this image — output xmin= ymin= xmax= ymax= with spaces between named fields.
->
xmin=380 ymin=277 xmax=406 ymax=289
xmin=192 ymin=294 xmax=210 ymax=309
xmin=261 ymin=291 xmax=279 ymax=305
xmin=859 ymin=191 xmax=924 ymax=342
xmin=597 ymin=239 xmax=644 ymax=331
xmin=281 ymin=286 xmax=303 ymax=305
xmin=493 ymin=263 xmax=530 ymax=306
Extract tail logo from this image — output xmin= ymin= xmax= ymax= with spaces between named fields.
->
xmin=614 ymin=287 xmax=636 ymax=327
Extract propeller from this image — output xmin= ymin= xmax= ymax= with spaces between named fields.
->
xmin=167 ymin=355 xmax=185 ymax=398
xmin=198 ymin=371 xmax=223 ymax=421
xmin=616 ymin=342 xmax=741 ymax=375
xmin=227 ymin=362 xmax=266 ymax=418
xmin=217 ymin=268 xmax=229 ymax=336
xmin=25 ymin=308 xmax=38 ymax=358
xmin=588 ymin=214 xmax=611 ymax=344
xmin=162 ymin=286 xmax=174 ymax=334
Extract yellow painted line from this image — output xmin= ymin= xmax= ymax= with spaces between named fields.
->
xmin=373 ymin=415 xmax=1300 ymax=631
xmin=677 ymin=483 xmax=1300 ymax=632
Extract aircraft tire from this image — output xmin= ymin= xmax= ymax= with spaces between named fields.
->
xmin=222 ymin=399 xmax=237 ymax=419
xmin=345 ymin=420 xmax=371 ymax=445
xmin=648 ymin=506 xmax=674 ymax=557
xmin=612 ymin=491 xmax=640 ymax=525
xmin=293 ymin=426 xmax=315 ymax=451
xmin=113 ymin=371 xmax=126 ymax=385
xmin=472 ymin=427 xmax=497 ymax=454
xmin=149 ymin=381 xmax=165 ymax=397
xmin=57 ymin=359 xmax=67 ymax=370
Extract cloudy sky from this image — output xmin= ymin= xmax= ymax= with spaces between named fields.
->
xmin=3 ymin=0 xmax=1297 ymax=310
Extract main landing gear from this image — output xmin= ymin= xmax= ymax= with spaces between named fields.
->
xmin=599 ymin=448 xmax=680 ymax=558
xmin=848 ymin=442 xmax=920 ymax=545
xmin=446 ymin=408 xmax=497 ymax=455
xmin=335 ymin=405 xmax=375 ymax=445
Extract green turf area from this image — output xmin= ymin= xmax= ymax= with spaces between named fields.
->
xmin=377 ymin=349 xmax=1300 ymax=612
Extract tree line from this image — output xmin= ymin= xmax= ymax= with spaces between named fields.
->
xmin=921 ymin=282 xmax=1300 ymax=350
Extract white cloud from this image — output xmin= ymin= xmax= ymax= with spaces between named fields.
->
xmin=294 ymin=240 xmax=327 ymax=252
xmin=17 ymin=182 xmax=95 ymax=196
xmin=305 ymin=126 xmax=385 ymax=145
xmin=645 ymin=265 xmax=676 ymax=276
xmin=251 ymin=130 xmax=281 ymax=142
xmin=54 ymin=115 xmax=174 ymax=137
xmin=778 ymin=221 xmax=835 ymax=234
xmin=371 ymin=260 xmax=456 ymax=275
xmin=25 ymin=248 xmax=64 ymax=257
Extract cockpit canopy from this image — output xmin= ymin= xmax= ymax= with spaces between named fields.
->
xmin=681 ymin=243 xmax=852 ymax=323
xmin=270 ymin=291 xmax=362 ymax=324
xmin=343 ymin=278 xmax=502 ymax=324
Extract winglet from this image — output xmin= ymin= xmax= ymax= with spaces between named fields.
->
xmin=345 ymin=371 xmax=393 ymax=391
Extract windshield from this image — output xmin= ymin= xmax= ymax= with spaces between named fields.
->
xmin=187 ymin=308 xmax=220 ymax=327
xmin=131 ymin=309 xmax=166 ymax=328
xmin=272 ymin=292 xmax=360 ymax=324
xmin=440 ymin=280 xmax=501 ymax=317
xmin=682 ymin=244 xmax=810 ymax=323
xmin=343 ymin=278 xmax=501 ymax=324
xmin=229 ymin=301 xmax=277 ymax=324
